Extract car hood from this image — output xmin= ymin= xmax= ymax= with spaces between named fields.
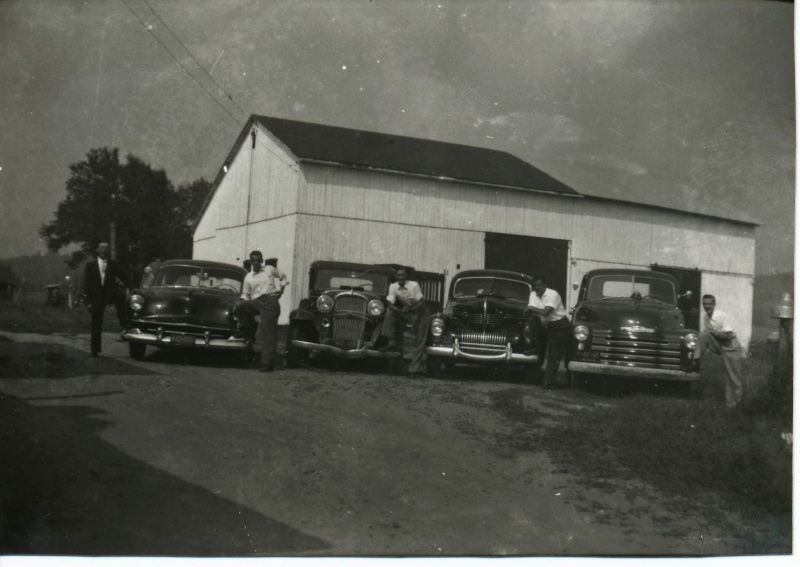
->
xmin=449 ymin=296 xmax=528 ymax=317
xmin=318 ymin=288 xmax=386 ymax=301
xmin=135 ymin=288 xmax=239 ymax=326
xmin=575 ymin=298 xmax=686 ymax=333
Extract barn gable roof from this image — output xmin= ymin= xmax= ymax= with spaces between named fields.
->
xmin=253 ymin=115 xmax=580 ymax=197
xmin=197 ymin=115 xmax=759 ymax=228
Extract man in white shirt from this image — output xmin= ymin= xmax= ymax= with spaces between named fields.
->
xmin=525 ymin=275 xmax=570 ymax=390
xmin=380 ymin=267 xmax=430 ymax=376
xmin=696 ymin=294 xmax=745 ymax=408
xmin=233 ymin=250 xmax=289 ymax=372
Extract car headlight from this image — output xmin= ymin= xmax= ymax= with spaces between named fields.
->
xmin=129 ymin=294 xmax=145 ymax=312
xmin=573 ymin=325 xmax=589 ymax=342
xmin=430 ymin=317 xmax=445 ymax=337
xmin=316 ymin=295 xmax=334 ymax=313
xmin=683 ymin=332 xmax=699 ymax=350
xmin=367 ymin=299 xmax=385 ymax=317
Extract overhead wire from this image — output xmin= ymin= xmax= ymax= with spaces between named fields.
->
xmin=118 ymin=0 xmax=295 ymax=167
xmin=117 ymin=0 xmax=249 ymax=129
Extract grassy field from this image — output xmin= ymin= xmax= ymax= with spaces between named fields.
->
xmin=0 ymin=293 xmax=122 ymax=335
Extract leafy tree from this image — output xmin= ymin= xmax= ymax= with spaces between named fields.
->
xmin=39 ymin=147 xmax=213 ymax=278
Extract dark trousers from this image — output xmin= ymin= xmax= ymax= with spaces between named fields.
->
xmin=235 ymin=295 xmax=281 ymax=365
xmin=89 ymin=293 xmax=127 ymax=355
xmin=543 ymin=317 xmax=571 ymax=386
xmin=382 ymin=304 xmax=430 ymax=373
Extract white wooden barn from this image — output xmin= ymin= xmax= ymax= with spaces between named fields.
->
xmin=193 ymin=115 xmax=758 ymax=347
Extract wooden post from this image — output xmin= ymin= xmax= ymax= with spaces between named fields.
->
xmin=771 ymin=293 xmax=793 ymax=397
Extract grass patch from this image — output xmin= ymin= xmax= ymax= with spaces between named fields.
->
xmin=539 ymin=360 xmax=792 ymax=538
xmin=0 ymin=295 xmax=120 ymax=335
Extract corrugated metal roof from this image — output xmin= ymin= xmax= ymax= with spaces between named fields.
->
xmin=253 ymin=115 xmax=580 ymax=197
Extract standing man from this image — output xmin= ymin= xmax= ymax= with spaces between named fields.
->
xmin=380 ymin=267 xmax=430 ymax=376
xmin=234 ymin=250 xmax=289 ymax=372
xmin=696 ymin=294 xmax=745 ymax=408
xmin=82 ymin=242 xmax=130 ymax=357
xmin=525 ymin=275 xmax=570 ymax=390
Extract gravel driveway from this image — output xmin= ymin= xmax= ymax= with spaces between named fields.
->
xmin=0 ymin=331 xmax=776 ymax=556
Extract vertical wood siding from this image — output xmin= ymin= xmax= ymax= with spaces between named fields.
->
xmin=198 ymin=139 xmax=756 ymax=336
xmin=193 ymin=123 xmax=300 ymax=269
xmin=292 ymin=214 xmax=484 ymax=307
xmin=298 ymin=164 xmax=754 ymax=276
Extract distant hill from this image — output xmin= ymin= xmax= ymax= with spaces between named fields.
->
xmin=0 ymin=253 xmax=77 ymax=290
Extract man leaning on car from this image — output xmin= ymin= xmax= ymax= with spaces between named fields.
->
xmin=233 ymin=250 xmax=289 ymax=372
xmin=525 ymin=275 xmax=570 ymax=390
xmin=380 ymin=267 xmax=430 ymax=377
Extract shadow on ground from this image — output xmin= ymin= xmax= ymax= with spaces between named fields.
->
xmin=0 ymin=339 xmax=157 ymax=380
xmin=0 ymin=391 xmax=330 ymax=556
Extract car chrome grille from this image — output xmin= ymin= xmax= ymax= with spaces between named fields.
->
xmin=451 ymin=305 xmax=504 ymax=326
xmin=459 ymin=330 xmax=508 ymax=355
xmin=590 ymin=331 xmax=684 ymax=369
xmin=136 ymin=321 xmax=229 ymax=340
xmin=333 ymin=295 xmax=367 ymax=349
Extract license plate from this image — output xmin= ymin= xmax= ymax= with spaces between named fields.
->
xmin=577 ymin=350 xmax=600 ymax=362
xmin=171 ymin=335 xmax=196 ymax=347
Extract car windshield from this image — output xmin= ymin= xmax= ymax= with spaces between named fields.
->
xmin=586 ymin=274 xmax=677 ymax=304
xmin=314 ymin=268 xmax=391 ymax=294
xmin=152 ymin=265 xmax=244 ymax=293
xmin=452 ymin=277 xmax=530 ymax=301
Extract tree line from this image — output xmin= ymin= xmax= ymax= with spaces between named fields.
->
xmin=39 ymin=147 xmax=212 ymax=278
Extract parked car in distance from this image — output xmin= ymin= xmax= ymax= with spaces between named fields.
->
xmin=425 ymin=269 xmax=546 ymax=379
xmin=121 ymin=259 xmax=250 ymax=362
xmin=567 ymin=269 xmax=700 ymax=391
xmin=286 ymin=261 xmax=402 ymax=370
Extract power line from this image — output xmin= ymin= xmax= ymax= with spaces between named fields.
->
xmin=118 ymin=0 xmax=249 ymax=128
xmin=139 ymin=0 xmax=251 ymax=121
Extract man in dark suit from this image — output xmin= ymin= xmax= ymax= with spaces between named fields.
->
xmin=82 ymin=242 xmax=131 ymax=357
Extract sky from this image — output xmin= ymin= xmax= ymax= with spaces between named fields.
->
xmin=0 ymin=0 xmax=794 ymax=276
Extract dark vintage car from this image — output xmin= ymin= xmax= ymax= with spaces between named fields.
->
xmin=567 ymin=269 xmax=700 ymax=388
xmin=121 ymin=259 xmax=250 ymax=361
xmin=425 ymin=269 xmax=546 ymax=379
xmin=286 ymin=261 xmax=403 ymax=370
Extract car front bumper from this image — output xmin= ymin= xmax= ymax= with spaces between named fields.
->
xmin=291 ymin=340 xmax=401 ymax=359
xmin=122 ymin=329 xmax=249 ymax=350
xmin=426 ymin=338 xmax=539 ymax=364
xmin=567 ymin=361 xmax=700 ymax=381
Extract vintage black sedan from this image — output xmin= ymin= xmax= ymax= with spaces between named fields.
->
xmin=568 ymin=269 xmax=700 ymax=390
xmin=286 ymin=260 xmax=402 ymax=370
xmin=425 ymin=269 xmax=546 ymax=379
xmin=121 ymin=259 xmax=250 ymax=361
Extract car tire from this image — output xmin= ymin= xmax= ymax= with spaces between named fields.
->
xmin=524 ymin=364 xmax=544 ymax=384
xmin=426 ymin=356 xmax=447 ymax=378
xmin=384 ymin=355 xmax=404 ymax=375
xmin=129 ymin=342 xmax=146 ymax=360
xmin=239 ymin=347 xmax=255 ymax=368
xmin=680 ymin=380 xmax=702 ymax=400
xmin=285 ymin=326 xmax=309 ymax=368
xmin=568 ymin=371 xmax=589 ymax=390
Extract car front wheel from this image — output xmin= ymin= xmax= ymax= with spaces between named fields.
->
xmin=129 ymin=342 xmax=146 ymax=360
xmin=285 ymin=325 xmax=309 ymax=368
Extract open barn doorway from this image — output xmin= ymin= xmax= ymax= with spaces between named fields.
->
xmin=650 ymin=264 xmax=702 ymax=331
xmin=484 ymin=233 xmax=570 ymax=301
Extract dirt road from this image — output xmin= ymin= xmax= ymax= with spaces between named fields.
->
xmin=0 ymin=331 xmax=775 ymax=556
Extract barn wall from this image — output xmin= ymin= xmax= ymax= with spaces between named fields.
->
xmin=193 ymin=122 xmax=301 ymax=266
xmin=294 ymin=163 xmax=755 ymax=328
xmin=291 ymin=214 xmax=485 ymax=309
xmin=700 ymin=273 xmax=754 ymax=350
